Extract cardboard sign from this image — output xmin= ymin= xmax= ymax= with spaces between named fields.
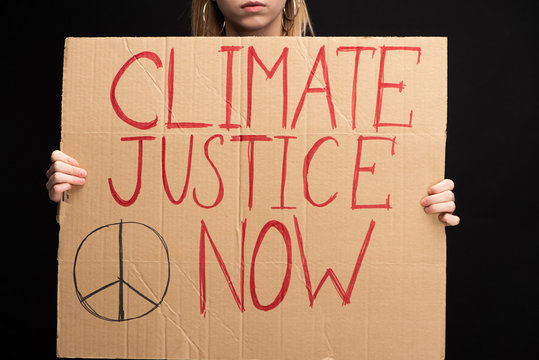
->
xmin=57 ymin=36 xmax=447 ymax=359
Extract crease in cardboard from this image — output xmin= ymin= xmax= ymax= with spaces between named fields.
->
xmin=207 ymin=307 xmax=242 ymax=344
xmin=122 ymin=37 xmax=165 ymax=100
xmin=159 ymin=308 xmax=203 ymax=356
xmin=146 ymin=260 xmax=204 ymax=356
xmin=160 ymin=35 xmax=168 ymax=359
xmin=173 ymin=262 xmax=202 ymax=295
xmin=237 ymin=36 xmax=246 ymax=360
xmin=322 ymin=317 xmax=335 ymax=357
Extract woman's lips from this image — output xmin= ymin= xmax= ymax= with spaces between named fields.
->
xmin=241 ymin=1 xmax=266 ymax=13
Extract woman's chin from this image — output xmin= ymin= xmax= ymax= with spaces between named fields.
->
xmin=229 ymin=18 xmax=279 ymax=35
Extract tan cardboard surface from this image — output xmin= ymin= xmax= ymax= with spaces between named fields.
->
xmin=57 ymin=36 xmax=447 ymax=359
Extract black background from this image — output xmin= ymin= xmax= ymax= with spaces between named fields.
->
xmin=4 ymin=0 xmax=538 ymax=359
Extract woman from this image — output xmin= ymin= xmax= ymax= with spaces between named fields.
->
xmin=46 ymin=0 xmax=459 ymax=226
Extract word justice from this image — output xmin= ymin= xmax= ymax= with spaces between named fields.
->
xmin=198 ymin=215 xmax=376 ymax=314
xmin=107 ymin=133 xmax=397 ymax=209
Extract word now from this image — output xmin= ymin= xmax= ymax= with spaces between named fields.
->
xmin=108 ymin=134 xmax=397 ymax=209
xmin=199 ymin=215 xmax=376 ymax=315
xmin=110 ymin=44 xmax=421 ymax=132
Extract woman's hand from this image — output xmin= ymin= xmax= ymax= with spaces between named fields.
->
xmin=421 ymin=179 xmax=460 ymax=226
xmin=46 ymin=150 xmax=87 ymax=202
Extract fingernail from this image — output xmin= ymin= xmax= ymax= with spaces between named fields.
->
xmin=79 ymin=169 xmax=87 ymax=177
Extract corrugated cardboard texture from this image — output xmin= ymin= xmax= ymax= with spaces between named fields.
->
xmin=57 ymin=37 xmax=447 ymax=359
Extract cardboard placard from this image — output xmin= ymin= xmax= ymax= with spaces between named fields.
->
xmin=57 ymin=36 xmax=447 ymax=359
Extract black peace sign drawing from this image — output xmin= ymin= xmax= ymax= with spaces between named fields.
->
xmin=73 ymin=220 xmax=170 ymax=321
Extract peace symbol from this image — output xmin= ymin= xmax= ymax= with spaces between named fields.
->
xmin=73 ymin=220 xmax=170 ymax=321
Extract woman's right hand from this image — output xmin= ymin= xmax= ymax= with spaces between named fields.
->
xmin=46 ymin=150 xmax=87 ymax=202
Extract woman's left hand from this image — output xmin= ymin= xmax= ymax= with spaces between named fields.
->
xmin=421 ymin=179 xmax=460 ymax=226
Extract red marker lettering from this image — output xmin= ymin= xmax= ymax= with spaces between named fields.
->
xmin=351 ymin=135 xmax=397 ymax=210
xmin=110 ymin=52 xmax=162 ymax=130
xmin=162 ymin=135 xmax=193 ymax=204
xmin=272 ymin=135 xmax=297 ymax=210
xmin=193 ymin=134 xmax=225 ymax=209
xmin=294 ymin=215 xmax=375 ymax=306
xmin=199 ymin=219 xmax=246 ymax=316
xmin=219 ymin=46 xmax=244 ymax=130
xmin=292 ymin=45 xmax=336 ymax=129
xmin=336 ymin=46 xmax=377 ymax=129
xmin=167 ymin=48 xmax=213 ymax=128
xmin=231 ymin=135 xmax=273 ymax=211
xmin=250 ymin=220 xmax=293 ymax=311
xmin=247 ymin=46 xmax=289 ymax=128
xmin=303 ymin=136 xmax=339 ymax=207
xmin=374 ymin=46 xmax=421 ymax=131
xmin=108 ymin=136 xmax=155 ymax=206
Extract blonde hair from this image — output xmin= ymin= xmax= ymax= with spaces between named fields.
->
xmin=191 ymin=0 xmax=314 ymax=36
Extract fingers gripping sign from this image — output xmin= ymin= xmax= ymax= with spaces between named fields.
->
xmin=46 ymin=150 xmax=87 ymax=202
xmin=421 ymin=179 xmax=460 ymax=226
